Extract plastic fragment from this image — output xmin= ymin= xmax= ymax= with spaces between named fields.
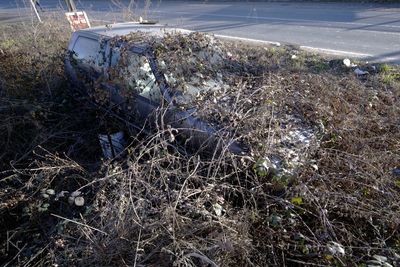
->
xmin=327 ymin=241 xmax=345 ymax=257
xmin=46 ymin=189 xmax=55 ymax=195
xmin=343 ymin=58 xmax=351 ymax=67
xmin=71 ymin=191 xmax=81 ymax=197
xmin=213 ymin=203 xmax=223 ymax=216
xmin=354 ymin=68 xmax=369 ymax=76
xmin=74 ymin=196 xmax=85 ymax=207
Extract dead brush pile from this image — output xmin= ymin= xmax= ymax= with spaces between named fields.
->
xmin=1 ymin=24 xmax=400 ymax=267
xmin=0 ymin=19 xmax=104 ymax=265
xmin=116 ymin=32 xmax=321 ymax=178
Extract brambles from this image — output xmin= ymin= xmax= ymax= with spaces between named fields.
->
xmin=1 ymin=21 xmax=400 ymax=266
xmin=108 ymin=32 xmax=320 ymax=178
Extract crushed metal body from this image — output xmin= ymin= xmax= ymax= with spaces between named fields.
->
xmin=65 ymin=22 xmax=318 ymax=175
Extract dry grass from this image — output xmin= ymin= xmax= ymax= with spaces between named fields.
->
xmin=1 ymin=17 xmax=400 ymax=267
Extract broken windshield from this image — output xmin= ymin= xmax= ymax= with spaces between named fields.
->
xmin=116 ymin=52 xmax=161 ymax=103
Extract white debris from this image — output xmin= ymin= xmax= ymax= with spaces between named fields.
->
xmin=367 ymin=257 xmax=393 ymax=267
xmin=311 ymin=164 xmax=318 ymax=171
xmin=327 ymin=241 xmax=345 ymax=257
xmin=373 ymin=255 xmax=388 ymax=263
xmin=270 ymin=117 xmax=318 ymax=176
xmin=343 ymin=58 xmax=357 ymax=68
xmin=287 ymin=128 xmax=313 ymax=145
xmin=46 ymin=189 xmax=55 ymax=195
xmin=71 ymin=191 xmax=81 ymax=197
xmin=291 ymin=55 xmax=298 ymax=60
xmin=55 ymin=191 xmax=69 ymax=201
xmin=74 ymin=196 xmax=85 ymax=207
xmin=343 ymin=58 xmax=351 ymax=67
xmin=69 ymin=191 xmax=84 ymax=206
xmin=354 ymin=68 xmax=369 ymax=76
xmin=212 ymin=203 xmax=223 ymax=216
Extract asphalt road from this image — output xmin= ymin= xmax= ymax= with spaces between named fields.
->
xmin=1 ymin=1 xmax=400 ymax=63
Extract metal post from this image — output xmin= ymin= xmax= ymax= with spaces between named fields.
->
xmin=29 ymin=0 xmax=42 ymax=22
xmin=65 ymin=0 xmax=77 ymax=12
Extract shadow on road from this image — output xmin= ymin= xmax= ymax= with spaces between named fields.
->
xmin=367 ymin=50 xmax=400 ymax=64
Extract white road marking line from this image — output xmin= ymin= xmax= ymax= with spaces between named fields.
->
xmin=214 ymin=34 xmax=281 ymax=46
xmin=300 ymin=46 xmax=372 ymax=57
xmin=214 ymin=35 xmax=373 ymax=58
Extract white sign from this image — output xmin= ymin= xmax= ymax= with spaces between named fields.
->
xmin=65 ymin=11 xmax=91 ymax=31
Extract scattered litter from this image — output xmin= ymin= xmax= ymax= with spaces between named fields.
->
xmin=40 ymin=188 xmax=55 ymax=198
xmin=310 ymin=164 xmax=318 ymax=171
xmin=291 ymin=55 xmax=298 ymax=60
xmin=212 ymin=203 xmax=223 ymax=216
xmin=269 ymin=214 xmax=282 ymax=226
xmin=69 ymin=191 xmax=83 ymax=206
xmin=74 ymin=196 xmax=85 ymax=207
xmin=327 ymin=241 xmax=345 ymax=257
xmin=366 ymin=255 xmax=393 ymax=267
xmin=354 ymin=68 xmax=369 ymax=76
xmin=343 ymin=58 xmax=351 ymax=67
xmin=46 ymin=189 xmax=55 ymax=195
xmin=55 ymin=191 xmax=69 ymax=201
xmin=343 ymin=58 xmax=357 ymax=68
xmin=71 ymin=191 xmax=81 ymax=197
xmin=373 ymin=255 xmax=388 ymax=263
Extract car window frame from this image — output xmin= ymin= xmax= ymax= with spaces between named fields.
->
xmin=71 ymin=34 xmax=109 ymax=72
xmin=108 ymin=43 xmax=172 ymax=107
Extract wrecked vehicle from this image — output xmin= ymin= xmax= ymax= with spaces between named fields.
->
xmin=65 ymin=23 xmax=318 ymax=177
xmin=65 ymin=23 xmax=245 ymax=155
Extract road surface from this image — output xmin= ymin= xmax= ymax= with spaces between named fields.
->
xmin=1 ymin=1 xmax=400 ymax=63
